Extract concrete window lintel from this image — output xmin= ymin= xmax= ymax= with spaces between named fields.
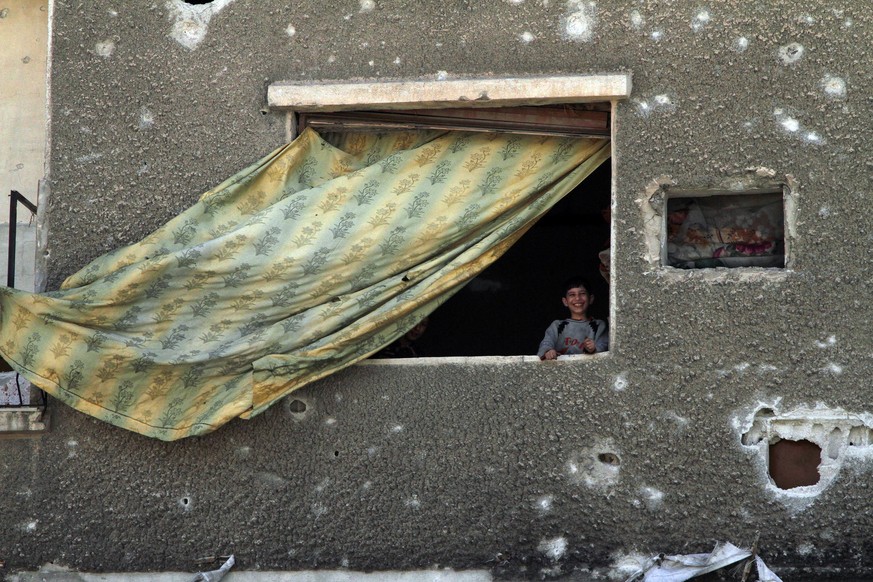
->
xmin=267 ymin=73 xmax=632 ymax=112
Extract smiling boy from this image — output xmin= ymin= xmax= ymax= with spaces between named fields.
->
xmin=537 ymin=277 xmax=609 ymax=360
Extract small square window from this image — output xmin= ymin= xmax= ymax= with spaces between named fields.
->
xmin=664 ymin=190 xmax=785 ymax=269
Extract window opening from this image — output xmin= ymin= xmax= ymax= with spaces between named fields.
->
xmin=413 ymin=158 xmax=611 ymax=357
xmin=664 ymin=190 xmax=785 ymax=269
xmin=301 ymin=100 xmax=615 ymax=359
xmin=316 ymin=104 xmax=613 ymax=358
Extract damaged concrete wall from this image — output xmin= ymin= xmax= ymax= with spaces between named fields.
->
xmin=0 ymin=1 xmax=48 ymax=292
xmin=3 ymin=1 xmax=873 ymax=579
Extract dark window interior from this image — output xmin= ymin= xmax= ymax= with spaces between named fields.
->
xmin=417 ymin=160 xmax=611 ymax=357
xmin=318 ymin=103 xmax=614 ymax=359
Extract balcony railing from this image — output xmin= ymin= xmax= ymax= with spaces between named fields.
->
xmin=7 ymin=189 xmax=37 ymax=288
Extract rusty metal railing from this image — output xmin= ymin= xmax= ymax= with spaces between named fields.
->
xmin=7 ymin=190 xmax=37 ymax=289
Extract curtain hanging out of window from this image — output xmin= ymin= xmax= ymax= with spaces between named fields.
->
xmin=0 ymin=128 xmax=609 ymax=440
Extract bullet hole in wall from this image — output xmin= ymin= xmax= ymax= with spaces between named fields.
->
xmin=598 ymin=452 xmax=620 ymax=465
xmin=848 ymin=426 xmax=873 ymax=446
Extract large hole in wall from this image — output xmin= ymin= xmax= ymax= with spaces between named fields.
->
xmin=768 ymin=439 xmax=821 ymax=489
xmin=742 ymin=405 xmax=873 ymax=495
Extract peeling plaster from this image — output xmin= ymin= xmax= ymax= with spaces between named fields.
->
xmin=773 ymin=108 xmax=825 ymax=144
xmin=637 ymin=486 xmax=664 ymax=511
xmin=608 ymin=551 xmax=651 ymax=581
xmin=538 ymin=536 xmax=567 ymax=561
xmin=731 ymin=36 xmax=749 ymax=52
xmin=778 ymin=42 xmax=805 ymax=65
xmin=94 ymin=40 xmax=115 ymax=58
xmin=29 ymin=1 xmax=873 ymax=576
xmin=534 ymin=494 xmax=554 ymax=514
xmin=565 ymin=438 xmax=621 ymax=491
xmin=562 ymin=1 xmax=597 ymax=42
xmin=632 ymin=93 xmax=676 ymax=118
xmin=166 ymin=0 xmax=236 ymax=51
xmin=138 ymin=107 xmax=154 ymax=130
xmin=821 ymin=74 xmax=847 ymax=99
xmin=691 ymin=8 xmax=710 ymax=33
xmin=612 ymin=372 xmax=627 ymax=391
xmin=636 ymin=175 xmax=675 ymax=268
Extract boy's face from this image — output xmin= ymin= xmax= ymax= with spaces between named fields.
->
xmin=562 ymin=286 xmax=593 ymax=319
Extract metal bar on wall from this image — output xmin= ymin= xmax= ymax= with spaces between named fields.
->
xmin=7 ymin=190 xmax=38 ymax=289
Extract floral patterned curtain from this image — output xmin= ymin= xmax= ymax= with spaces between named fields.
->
xmin=0 ymin=128 xmax=609 ymax=440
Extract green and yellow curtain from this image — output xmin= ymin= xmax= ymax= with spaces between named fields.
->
xmin=0 ymin=128 xmax=609 ymax=440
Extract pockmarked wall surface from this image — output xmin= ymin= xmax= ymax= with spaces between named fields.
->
xmin=4 ymin=1 xmax=873 ymax=579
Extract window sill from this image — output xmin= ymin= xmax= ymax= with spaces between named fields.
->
xmin=361 ymin=352 xmax=610 ymax=365
xmin=0 ymin=406 xmax=48 ymax=434
xmin=655 ymin=266 xmax=794 ymax=283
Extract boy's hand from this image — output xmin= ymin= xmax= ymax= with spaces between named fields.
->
xmin=582 ymin=338 xmax=596 ymax=354
xmin=541 ymin=349 xmax=558 ymax=360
